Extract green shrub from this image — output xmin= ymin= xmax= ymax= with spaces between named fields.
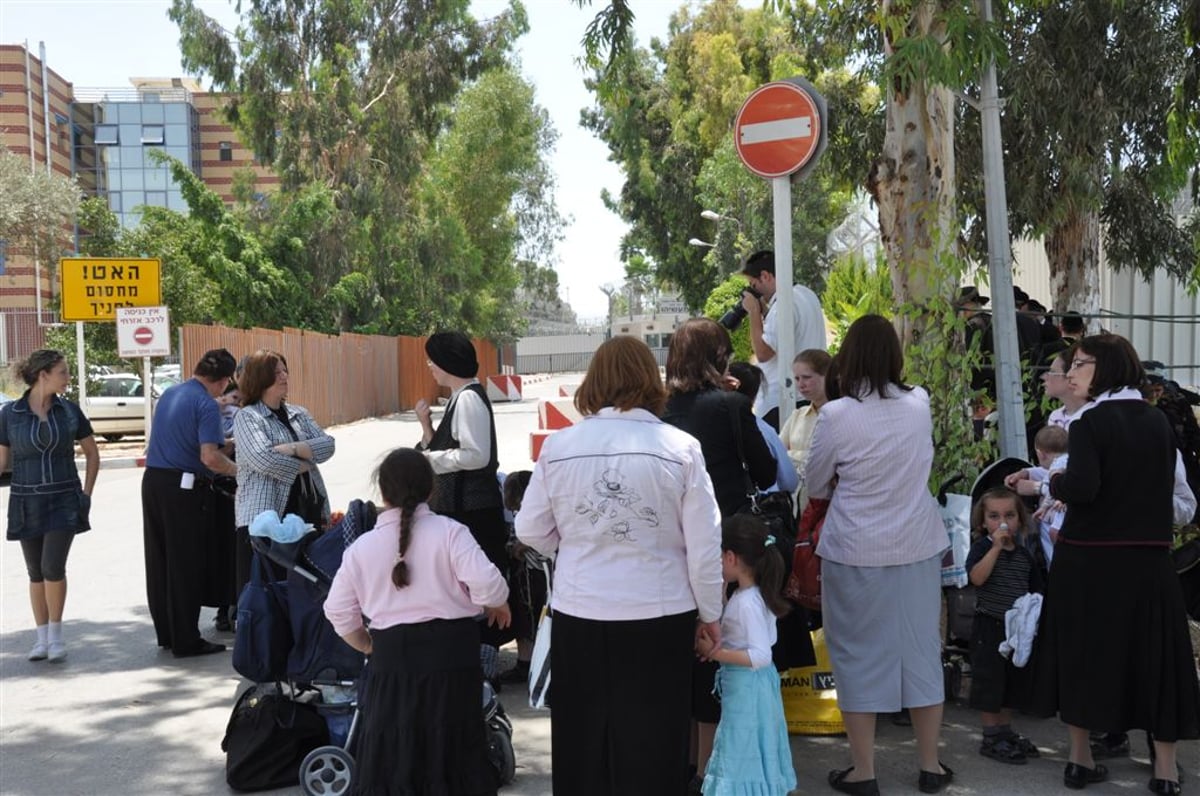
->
xmin=822 ymin=253 xmax=894 ymax=350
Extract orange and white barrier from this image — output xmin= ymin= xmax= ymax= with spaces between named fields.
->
xmin=558 ymin=383 xmax=580 ymax=398
xmin=531 ymin=397 xmax=582 ymax=461
xmin=486 ymin=374 xmax=523 ymax=402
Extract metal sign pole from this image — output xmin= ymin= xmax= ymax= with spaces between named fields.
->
xmin=773 ymin=176 xmax=796 ymax=428
xmin=75 ymin=321 xmax=87 ymax=409
xmin=142 ymin=355 xmax=153 ymax=446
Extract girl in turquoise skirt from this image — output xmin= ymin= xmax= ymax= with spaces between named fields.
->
xmin=697 ymin=515 xmax=797 ymax=796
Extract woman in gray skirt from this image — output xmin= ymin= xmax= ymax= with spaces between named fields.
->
xmin=805 ymin=315 xmax=952 ymax=796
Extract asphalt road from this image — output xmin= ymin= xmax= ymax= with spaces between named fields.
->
xmin=1 ymin=373 xmax=1196 ymax=795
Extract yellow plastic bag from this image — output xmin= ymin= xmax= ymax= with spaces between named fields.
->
xmin=780 ymin=628 xmax=845 ymax=735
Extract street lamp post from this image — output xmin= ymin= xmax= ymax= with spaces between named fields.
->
xmin=688 ymin=238 xmax=715 ymax=248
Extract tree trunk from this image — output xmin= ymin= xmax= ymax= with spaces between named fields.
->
xmin=867 ymin=0 xmax=958 ymax=343
xmin=1044 ymin=208 xmax=1102 ymax=334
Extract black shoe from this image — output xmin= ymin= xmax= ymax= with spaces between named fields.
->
xmin=828 ymin=767 xmax=880 ymax=796
xmin=1064 ymin=762 xmax=1108 ymax=790
xmin=173 ymin=639 xmax=226 ymax=658
xmin=1006 ymin=732 xmax=1040 ymax=758
xmin=918 ymin=762 xmax=954 ymax=794
xmin=1090 ymin=733 xmax=1130 ymax=759
xmin=1149 ymin=778 xmax=1182 ymax=795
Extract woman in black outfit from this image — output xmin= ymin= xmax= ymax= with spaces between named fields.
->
xmin=662 ymin=317 xmax=778 ymax=792
xmin=1031 ymin=334 xmax=1199 ymax=794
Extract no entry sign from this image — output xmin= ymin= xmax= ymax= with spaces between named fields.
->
xmin=734 ymin=80 xmax=826 ymax=179
xmin=117 ymin=306 xmax=171 ymax=358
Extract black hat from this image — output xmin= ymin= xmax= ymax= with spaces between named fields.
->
xmin=1013 ymin=285 xmax=1030 ymax=305
xmin=956 ymin=286 xmax=989 ymax=306
xmin=425 ymin=332 xmax=478 ymax=378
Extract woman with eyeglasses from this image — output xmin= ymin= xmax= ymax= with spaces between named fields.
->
xmin=1023 ymin=334 xmax=1199 ymax=793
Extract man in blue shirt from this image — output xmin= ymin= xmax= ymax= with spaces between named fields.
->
xmin=142 ymin=349 xmax=238 ymax=657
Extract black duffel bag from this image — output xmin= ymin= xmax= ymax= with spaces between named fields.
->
xmin=222 ymin=684 xmax=329 ymax=792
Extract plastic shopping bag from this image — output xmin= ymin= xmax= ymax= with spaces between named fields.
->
xmin=939 ymin=492 xmax=972 ymax=588
xmin=528 ymin=560 xmax=553 ymax=709
xmin=780 ymin=628 xmax=845 ymax=736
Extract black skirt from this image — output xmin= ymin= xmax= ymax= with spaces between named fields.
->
xmin=1031 ymin=543 xmax=1200 ymax=740
xmin=353 ymin=618 xmax=496 ymax=796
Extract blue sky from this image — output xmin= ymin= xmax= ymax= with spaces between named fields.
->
xmin=1 ymin=0 xmax=707 ymax=319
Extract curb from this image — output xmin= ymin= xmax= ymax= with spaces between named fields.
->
xmin=78 ymin=456 xmax=146 ymax=471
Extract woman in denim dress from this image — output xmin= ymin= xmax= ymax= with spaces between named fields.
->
xmin=0 ymin=350 xmax=99 ymax=662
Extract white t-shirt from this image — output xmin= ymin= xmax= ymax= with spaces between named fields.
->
xmin=758 ymin=284 xmax=826 ymax=417
xmin=720 ymin=585 xmax=776 ymax=670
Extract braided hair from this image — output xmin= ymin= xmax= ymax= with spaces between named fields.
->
xmin=375 ymin=448 xmax=435 ymax=589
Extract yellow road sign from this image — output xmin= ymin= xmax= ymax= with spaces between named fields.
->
xmin=60 ymin=257 xmax=162 ymax=322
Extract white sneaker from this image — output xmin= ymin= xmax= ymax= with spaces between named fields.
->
xmin=28 ymin=641 xmax=48 ymax=661
xmin=47 ymin=641 xmax=67 ymax=662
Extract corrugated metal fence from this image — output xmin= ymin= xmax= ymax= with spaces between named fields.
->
xmin=181 ymin=325 xmax=500 ymax=428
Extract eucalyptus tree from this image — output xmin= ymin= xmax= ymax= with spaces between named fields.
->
xmin=0 ymin=149 xmax=81 ymax=287
xmin=957 ymin=0 xmax=1200 ymax=318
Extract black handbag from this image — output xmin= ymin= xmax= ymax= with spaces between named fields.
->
xmin=726 ymin=393 xmax=796 ymax=564
xmin=233 ymin=553 xmax=292 ymax=683
xmin=222 ymin=684 xmax=329 ymax=792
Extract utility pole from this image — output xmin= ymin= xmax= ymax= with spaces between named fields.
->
xmin=978 ymin=0 xmax=1027 ymax=460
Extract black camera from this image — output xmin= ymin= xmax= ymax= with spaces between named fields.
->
xmin=719 ymin=286 xmax=761 ymax=330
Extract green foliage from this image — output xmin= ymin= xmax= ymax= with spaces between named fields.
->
xmin=895 ymin=250 xmax=995 ymax=493
xmin=166 ymin=0 xmax=562 ymax=339
xmin=822 ymin=253 xmax=894 ymax=349
xmin=585 ymin=0 xmax=869 ymax=312
xmin=703 ymin=276 xmax=753 ymax=362
xmin=0 ymin=150 xmax=81 ymax=278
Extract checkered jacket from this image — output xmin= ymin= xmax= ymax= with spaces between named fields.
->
xmin=233 ymin=402 xmax=335 ymax=527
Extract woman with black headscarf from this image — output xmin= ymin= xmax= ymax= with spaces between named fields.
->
xmin=415 ymin=332 xmax=507 ymax=575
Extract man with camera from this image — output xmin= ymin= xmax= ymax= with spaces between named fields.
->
xmin=737 ymin=250 xmax=827 ymax=430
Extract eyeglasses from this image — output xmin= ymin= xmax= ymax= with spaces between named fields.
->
xmin=1042 ymin=370 xmax=1068 ymax=379
xmin=1069 ymin=358 xmax=1096 ymax=371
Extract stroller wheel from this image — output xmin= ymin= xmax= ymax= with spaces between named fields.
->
xmin=487 ymin=726 xmax=516 ymax=786
xmin=299 ymin=745 xmax=354 ymax=795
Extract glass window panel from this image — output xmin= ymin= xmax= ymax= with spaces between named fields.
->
xmin=120 ymin=147 xmax=143 ymax=168
xmin=141 ymin=125 xmax=165 ymax=144
xmin=102 ymin=146 xmax=120 ymax=167
xmin=219 ymin=141 xmax=233 ymax=162
xmin=125 ymin=190 xmax=145 ymax=209
xmin=164 ymin=124 xmax=189 ymax=146
xmin=145 ymin=191 xmax=167 ymax=208
xmin=142 ymin=92 xmax=161 ymax=103
xmin=122 ymin=169 xmax=144 ymax=189
xmin=120 ymin=123 xmax=140 ymax=145
xmin=165 ymin=145 xmax=189 ymax=163
xmin=118 ymin=104 xmax=142 ymax=124
xmin=167 ymin=190 xmax=187 ymax=211
xmin=163 ymin=104 xmax=188 ymax=124
xmin=141 ymin=103 xmax=164 ymax=123
xmin=95 ymin=124 xmax=118 ymax=145
xmin=125 ymin=209 xmax=142 ymax=229
xmin=108 ymin=192 xmax=122 ymax=213
xmin=144 ymin=169 xmax=167 ymax=190
xmin=107 ymin=171 xmax=121 ymax=190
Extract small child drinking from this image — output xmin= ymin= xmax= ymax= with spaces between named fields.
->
xmin=966 ymin=486 xmax=1045 ymax=766
xmin=695 ymin=515 xmax=797 ymax=796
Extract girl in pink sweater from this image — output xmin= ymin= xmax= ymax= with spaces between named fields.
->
xmin=325 ymin=448 xmax=510 ymax=795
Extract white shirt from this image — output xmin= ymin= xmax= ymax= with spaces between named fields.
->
xmin=515 ymin=407 xmax=724 ymax=623
xmin=423 ymin=382 xmax=492 ymax=474
xmin=806 ymin=386 xmax=947 ymax=567
xmin=720 ymin=585 xmax=776 ymax=670
xmin=758 ymin=284 xmax=827 ymax=417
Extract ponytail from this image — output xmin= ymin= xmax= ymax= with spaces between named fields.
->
xmin=721 ymin=514 xmax=792 ymax=618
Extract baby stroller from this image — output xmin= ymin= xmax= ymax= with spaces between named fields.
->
xmin=243 ymin=499 xmax=516 ymax=795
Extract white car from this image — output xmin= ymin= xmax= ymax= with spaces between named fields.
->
xmin=84 ymin=374 xmax=160 ymax=441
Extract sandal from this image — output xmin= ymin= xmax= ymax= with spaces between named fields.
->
xmin=980 ymin=735 xmax=1028 ymax=765
xmin=1006 ymin=732 xmax=1040 ymax=758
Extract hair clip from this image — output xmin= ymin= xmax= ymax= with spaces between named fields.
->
xmin=764 ymin=534 xmax=776 ymax=547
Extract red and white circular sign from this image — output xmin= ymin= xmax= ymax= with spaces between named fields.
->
xmin=734 ymin=82 xmax=822 ymax=178
xmin=133 ymin=326 xmax=154 ymax=345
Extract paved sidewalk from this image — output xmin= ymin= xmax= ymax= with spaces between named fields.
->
xmin=1 ymin=373 xmax=1196 ymax=794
